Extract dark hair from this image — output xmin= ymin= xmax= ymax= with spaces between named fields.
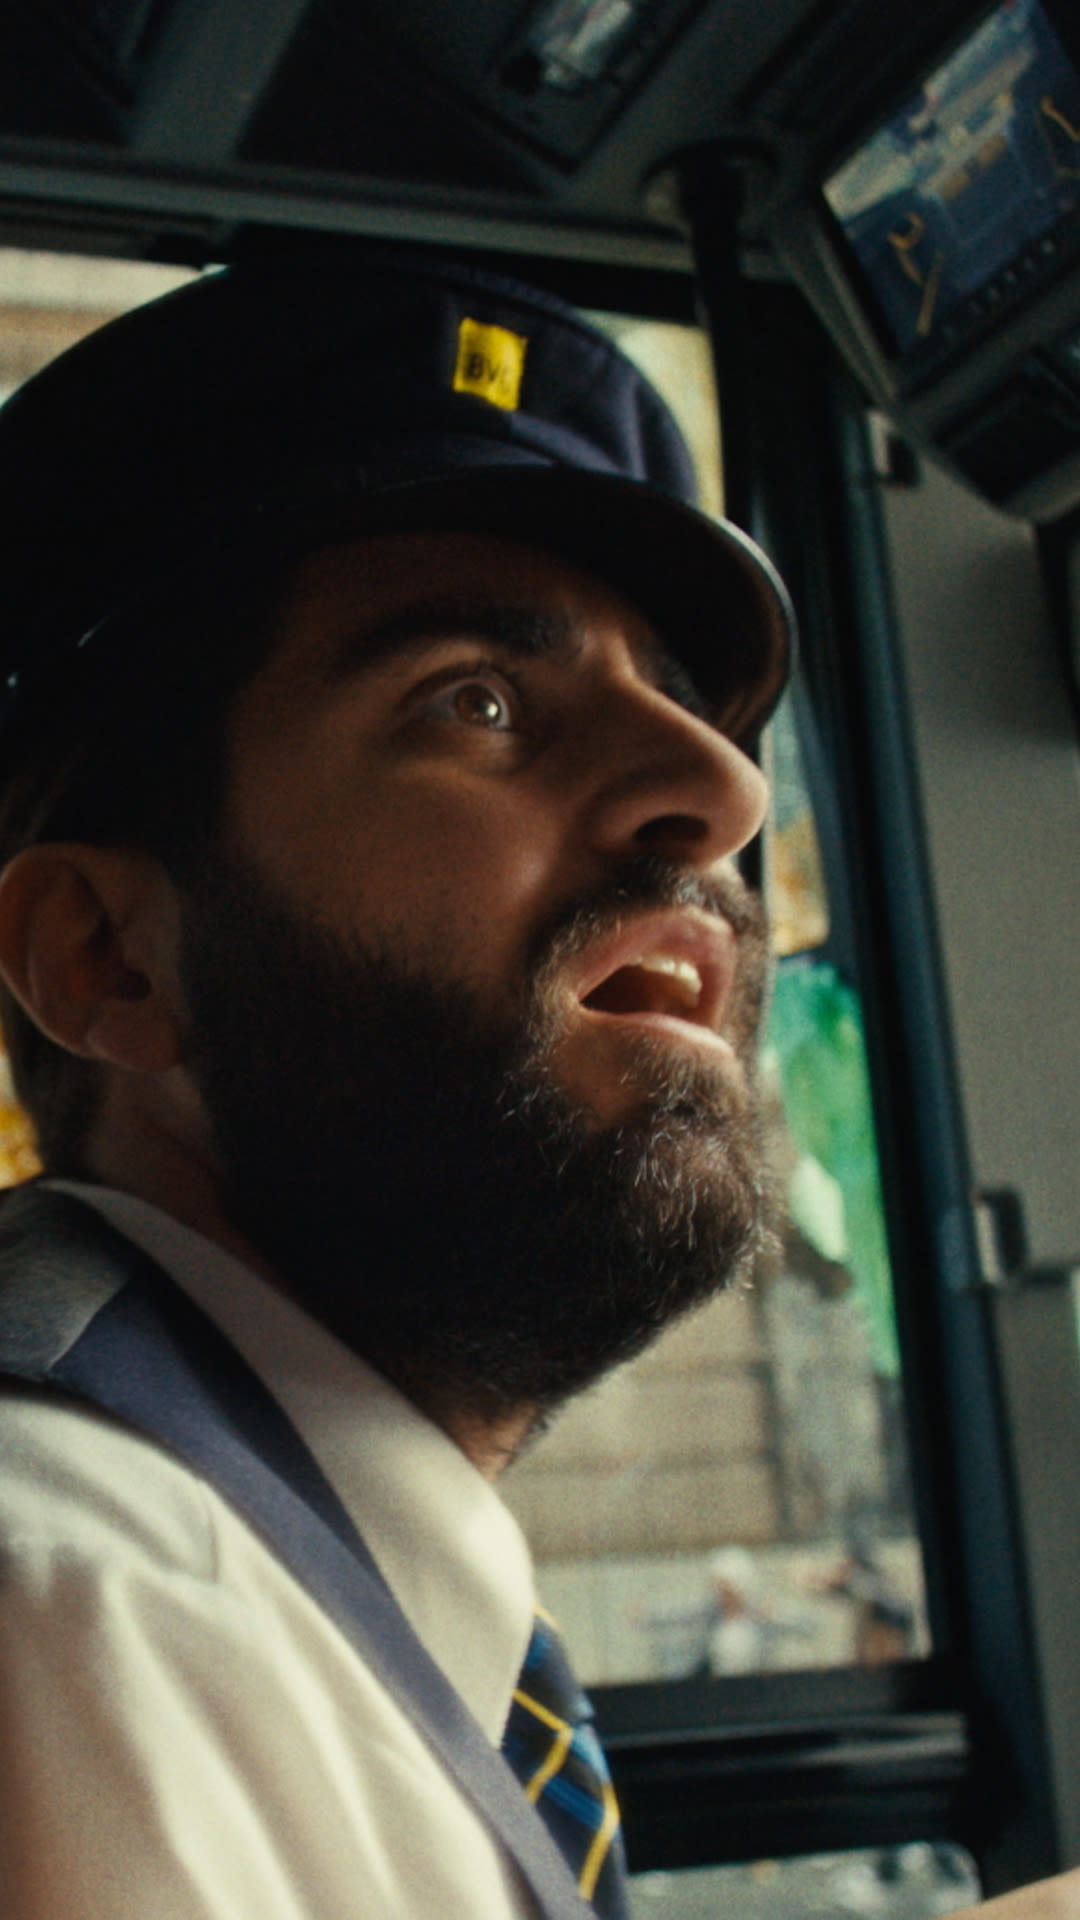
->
xmin=0 ymin=550 xmax=290 ymax=1171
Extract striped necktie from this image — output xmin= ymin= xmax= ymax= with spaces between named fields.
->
xmin=501 ymin=1609 xmax=630 ymax=1919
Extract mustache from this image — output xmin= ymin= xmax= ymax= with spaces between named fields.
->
xmin=523 ymin=854 xmax=768 ymax=985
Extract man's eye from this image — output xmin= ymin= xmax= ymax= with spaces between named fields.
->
xmin=426 ymin=676 xmax=516 ymax=731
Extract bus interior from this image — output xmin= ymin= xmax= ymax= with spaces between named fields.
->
xmin=0 ymin=0 xmax=1078 ymax=1912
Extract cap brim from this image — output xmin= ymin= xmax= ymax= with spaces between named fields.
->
xmin=0 ymin=460 xmax=794 ymax=753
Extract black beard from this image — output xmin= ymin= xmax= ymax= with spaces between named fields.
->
xmin=178 ymin=849 xmax=772 ymax=1425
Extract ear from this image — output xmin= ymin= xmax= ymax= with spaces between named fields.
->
xmin=0 ymin=843 xmax=187 ymax=1073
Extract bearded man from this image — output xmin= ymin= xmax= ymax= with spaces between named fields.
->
xmin=0 ymin=248 xmax=1067 ymax=1920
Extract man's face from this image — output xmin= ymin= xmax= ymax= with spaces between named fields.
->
xmin=178 ymin=530 xmax=773 ymax=1420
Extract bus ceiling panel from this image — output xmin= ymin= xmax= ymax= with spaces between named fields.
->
xmin=129 ymin=0 xmax=315 ymax=163
xmin=0 ymin=0 xmax=821 ymax=266
xmin=236 ymin=0 xmax=810 ymax=180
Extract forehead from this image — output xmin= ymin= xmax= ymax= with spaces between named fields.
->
xmin=258 ymin=529 xmax=672 ymax=691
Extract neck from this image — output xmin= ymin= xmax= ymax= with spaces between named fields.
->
xmin=366 ymin=1355 xmax=541 ymax=1479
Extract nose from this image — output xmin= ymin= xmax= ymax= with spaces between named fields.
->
xmin=578 ymin=676 xmax=770 ymax=868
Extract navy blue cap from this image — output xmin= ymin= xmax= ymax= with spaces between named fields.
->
xmin=0 ymin=248 xmax=793 ymax=744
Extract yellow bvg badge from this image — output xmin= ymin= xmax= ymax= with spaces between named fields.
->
xmin=452 ymin=317 xmax=527 ymax=412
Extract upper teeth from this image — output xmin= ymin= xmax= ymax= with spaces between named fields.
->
xmin=635 ymin=952 xmax=703 ymax=1002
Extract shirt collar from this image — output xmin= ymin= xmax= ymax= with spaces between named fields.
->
xmin=47 ymin=1180 xmax=536 ymax=1744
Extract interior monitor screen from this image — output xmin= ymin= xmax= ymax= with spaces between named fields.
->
xmin=823 ymin=0 xmax=1080 ymax=355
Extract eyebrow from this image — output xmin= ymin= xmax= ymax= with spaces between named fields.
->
xmin=326 ymin=601 xmax=584 ymax=684
xmin=323 ymin=593 xmax=713 ymax=726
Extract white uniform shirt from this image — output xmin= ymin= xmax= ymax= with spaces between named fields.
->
xmin=0 ymin=1184 xmax=540 ymax=1920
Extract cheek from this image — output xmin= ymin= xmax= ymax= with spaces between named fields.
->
xmin=233 ymin=753 xmax=563 ymax=995
xmin=343 ymin=790 xmax=559 ymax=983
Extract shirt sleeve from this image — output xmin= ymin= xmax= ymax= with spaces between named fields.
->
xmin=0 ymin=1392 xmax=535 ymax=1920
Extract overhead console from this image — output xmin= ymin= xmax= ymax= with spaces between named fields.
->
xmin=758 ymin=0 xmax=1080 ymax=519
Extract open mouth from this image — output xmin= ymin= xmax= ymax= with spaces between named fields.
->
xmin=583 ymin=952 xmax=706 ymax=1019
xmin=570 ymin=910 xmax=735 ymax=1040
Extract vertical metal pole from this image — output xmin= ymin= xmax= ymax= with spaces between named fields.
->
xmin=678 ymin=148 xmax=756 ymax=535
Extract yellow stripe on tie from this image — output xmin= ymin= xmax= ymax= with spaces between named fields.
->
xmin=578 ymin=1774 xmax=621 ymax=1901
xmin=512 ymin=1688 xmax=574 ymax=1802
xmin=452 ymin=317 xmax=527 ymax=411
xmin=511 ymin=1686 xmax=567 ymax=1738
